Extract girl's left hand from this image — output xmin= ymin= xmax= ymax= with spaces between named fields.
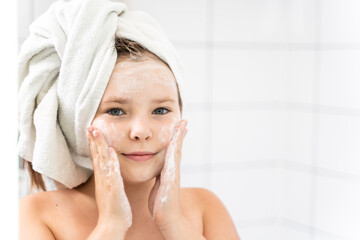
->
xmin=148 ymin=119 xmax=188 ymax=228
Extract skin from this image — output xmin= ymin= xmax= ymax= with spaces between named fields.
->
xmin=18 ymin=53 xmax=241 ymax=240
xmin=90 ymin=55 xmax=182 ymax=186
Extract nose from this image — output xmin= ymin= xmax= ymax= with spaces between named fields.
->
xmin=129 ymin=118 xmax=152 ymax=142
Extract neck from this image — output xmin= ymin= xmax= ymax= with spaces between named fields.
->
xmin=75 ymin=173 xmax=156 ymax=217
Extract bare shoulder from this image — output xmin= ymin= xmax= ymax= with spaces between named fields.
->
xmin=19 ymin=189 xmax=72 ymax=213
xmin=181 ymin=187 xmax=219 ymax=199
xmin=19 ymin=191 xmax=54 ymax=220
xmin=181 ymin=187 xmax=241 ymax=240
xmin=180 ymin=187 xmax=210 ymax=203
xmin=180 ymin=187 xmax=227 ymax=211
xmin=19 ymin=190 xmax=72 ymax=240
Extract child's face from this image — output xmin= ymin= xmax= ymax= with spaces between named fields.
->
xmin=91 ymin=55 xmax=181 ymax=183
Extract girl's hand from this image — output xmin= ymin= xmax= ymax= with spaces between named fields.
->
xmin=87 ymin=126 xmax=132 ymax=232
xmin=148 ymin=119 xmax=188 ymax=228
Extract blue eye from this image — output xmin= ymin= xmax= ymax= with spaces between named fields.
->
xmin=153 ymin=107 xmax=169 ymax=115
xmin=108 ymin=108 xmax=124 ymax=116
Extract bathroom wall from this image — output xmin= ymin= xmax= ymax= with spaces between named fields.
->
xmin=18 ymin=0 xmax=360 ymax=239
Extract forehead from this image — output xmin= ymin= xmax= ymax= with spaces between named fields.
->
xmin=105 ymin=55 xmax=178 ymax=95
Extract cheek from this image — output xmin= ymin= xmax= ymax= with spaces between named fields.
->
xmin=157 ymin=118 xmax=179 ymax=144
xmin=92 ymin=119 xmax=125 ymax=151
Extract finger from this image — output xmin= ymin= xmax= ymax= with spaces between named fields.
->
xmin=162 ymin=138 xmax=176 ymax=182
xmin=93 ymin=129 xmax=109 ymax=176
xmin=108 ymin=147 xmax=132 ymax=227
xmin=174 ymin=119 xmax=187 ymax=172
xmin=87 ymin=126 xmax=100 ymax=179
xmin=87 ymin=126 xmax=98 ymax=156
xmin=163 ymin=120 xmax=187 ymax=179
xmin=148 ymin=174 xmax=161 ymax=219
xmin=108 ymin=147 xmax=124 ymax=187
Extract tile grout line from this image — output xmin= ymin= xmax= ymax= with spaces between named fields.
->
xmin=183 ymin=159 xmax=360 ymax=184
xmin=183 ymin=101 xmax=360 ymax=117
xmin=171 ymin=40 xmax=360 ymax=51
xmin=280 ymin=218 xmax=349 ymax=240
xmin=235 ymin=217 xmax=349 ymax=240
xmin=282 ymin=160 xmax=360 ymax=183
xmin=309 ymin=0 xmax=323 ymax=238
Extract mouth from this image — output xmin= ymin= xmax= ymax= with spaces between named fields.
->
xmin=122 ymin=151 xmax=157 ymax=162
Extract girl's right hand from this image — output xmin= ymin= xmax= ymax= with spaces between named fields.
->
xmin=87 ymin=126 xmax=132 ymax=232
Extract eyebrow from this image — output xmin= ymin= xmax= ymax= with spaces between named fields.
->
xmin=103 ymin=97 xmax=176 ymax=104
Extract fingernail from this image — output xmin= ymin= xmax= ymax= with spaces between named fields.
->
xmin=87 ymin=126 xmax=94 ymax=134
xmin=93 ymin=130 xmax=100 ymax=138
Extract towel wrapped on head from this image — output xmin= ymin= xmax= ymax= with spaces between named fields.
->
xmin=17 ymin=0 xmax=185 ymax=189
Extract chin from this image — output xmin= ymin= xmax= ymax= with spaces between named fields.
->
xmin=121 ymin=160 xmax=164 ymax=184
xmin=122 ymin=175 xmax=155 ymax=184
xmin=122 ymin=172 xmax=158 ymax=184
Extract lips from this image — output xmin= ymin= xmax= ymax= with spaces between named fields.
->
xmin=122 ymin=151 xmax=156 ymax=162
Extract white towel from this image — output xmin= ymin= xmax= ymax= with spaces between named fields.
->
xmin=17 ymin=0 xmax=185 ymax=189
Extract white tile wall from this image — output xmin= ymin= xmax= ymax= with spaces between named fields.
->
xmin=316 ymin=114 xmax=360 ymax=176
xmin=279 ymin=227 xmax=313 ymax=240
xmin=175 ymin=47 xmax=210 ymax=104
xmin=318 ymin=50 xmax=360 ymax=109
xmin=180 ymin=168 xmax=210 ymax=189
xmin=285 ymin=51 xmax=315 ymax=104
xmin=282 ymin=111 xmax=314 ymax=166
xmin=181 ymin=110 xmax=208 ymax=167
xmin=280 ymin=169 xmax=312 ymax=227
xmin=287 ymin=0 xmax=318 ymax=43
xmin=320 ymin=0 xmax=360 ymax=43
xmin=314 ymin=175 xmax=360 ymax=240
xmin=33 ymin=0 xmax=54 ymax=20
xmin=211 ymin=168 xmax=282 ymax=226
xmin=18 ymin=0 xmax=360 ymax=240
xmin=18 ymin=0 xmax=32 ymax=40
xmin=18 ymin=168 xmax=32 ymax=198
xmin=211 ymin=110 xmax=285 ymax=164
xmin=239 ymin=225 xmax=281 ymax=240
xmin=126 ymin=0 xmax=208 ymax=42
xmin=214 ymin=0 xmax=288 ymax=43
xmin=212 ymin=49 xmax=288 ymax=103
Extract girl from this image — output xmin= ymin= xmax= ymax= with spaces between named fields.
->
xmin=19 ymin=38 xmax=240 ymax=240
xmin=18 ymin=1 xmax=240 ymax=239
